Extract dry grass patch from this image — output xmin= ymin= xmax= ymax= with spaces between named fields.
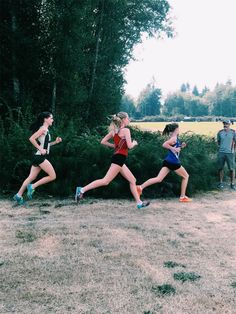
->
xmin=131 ymin=121 xmax=224 ymax=136
xmin=0 ymin=190 xmax=236 ymax=313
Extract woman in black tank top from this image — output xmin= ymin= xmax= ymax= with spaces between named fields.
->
xmin=13 ymin=112 xmax=62 ymax=205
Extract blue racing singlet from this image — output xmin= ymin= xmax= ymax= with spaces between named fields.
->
xmin=164 ymin=137 xmax=181 ymax=164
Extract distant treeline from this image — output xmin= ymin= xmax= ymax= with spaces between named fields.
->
xmin=122 ymin=80 xmax=236 ymax=119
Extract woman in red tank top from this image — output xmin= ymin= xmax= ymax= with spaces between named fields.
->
xmin=75 ymin=112 xmax=150 ymax=209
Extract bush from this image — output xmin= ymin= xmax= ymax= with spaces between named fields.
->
xmin=0 ymin=111 xmax=218 ymax=198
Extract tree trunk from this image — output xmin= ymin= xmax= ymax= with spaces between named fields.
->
xmin=51 ymin=80 xmax=56 ymax=113
xmin=89 ymin=0 xmax=104 ymax=99
xmin=11 ymin=8 xmax=20 ymax=104
xmin=85 ymin=0 xmax=104 ymax=120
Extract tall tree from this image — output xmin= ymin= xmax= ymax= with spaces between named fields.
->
xmin=120 ymin=95 xmax=136 ymax=117
xmin=1 ymin=0 xmax=172 ymax=127
xmin=186 ymin=82 xmax=190 ymax=92
xmin=137 ymin=81 xmax=162 ymax=117
xmin=180 ymin=83 xmax=187 ymax=93
xmin=192 ymin=85 xmax=199 ymax=96
xmin=200 ymin=86 xmax=209 ymax=97
xmin=0 ymin=0 xmax=42 ymax=109
xmin=163 ymin=92 xmax=185 ymax=116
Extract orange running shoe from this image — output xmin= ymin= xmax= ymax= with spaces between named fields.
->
xmin=136 ymin=185 xmax=142 ymax=196
xmin=179 ymin=196 xmax=192 ymax=202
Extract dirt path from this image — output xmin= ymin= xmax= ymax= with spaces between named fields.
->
xmin=0 ymin=191 xmax=236 ymax=314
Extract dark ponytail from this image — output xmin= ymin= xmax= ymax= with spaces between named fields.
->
xmin=29 ymin=111 xmax=52 ymax=134
xmin=162 ymin=123 xmax=179 ymax=136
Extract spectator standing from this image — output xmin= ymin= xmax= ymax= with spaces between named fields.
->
xmin=217 ymin=120 xmax=236 ymax=190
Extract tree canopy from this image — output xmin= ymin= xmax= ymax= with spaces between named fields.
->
xmin=0 ymin=0 xmax=172 ymax=127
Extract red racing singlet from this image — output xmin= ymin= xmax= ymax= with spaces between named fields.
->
xmin=113 ymin=133 xmax=128 ymax=156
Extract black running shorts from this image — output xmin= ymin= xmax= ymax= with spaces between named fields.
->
xmin=111 ymin=153 xmax=126 ymax=167
xmin=32 ymin=155 xmax=47 ymax=167
xmin=162 ymin=160 xmax=181 ymax=171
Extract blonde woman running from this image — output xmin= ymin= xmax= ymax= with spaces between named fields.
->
xmin=137 ymin=123 xmax=191 ymax=202
xmin=75 ymin=112 xmax=150 ymax=209
xmin=13 ymin=112 xmax=62 ymax=205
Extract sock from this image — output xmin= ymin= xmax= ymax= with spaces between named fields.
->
xmin=80 ymin=187 xmax=84 ymax=193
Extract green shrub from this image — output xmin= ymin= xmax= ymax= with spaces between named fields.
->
xmin=173 ymin=272 xmax=201 ymax=283
xmin=164 ymin=261 xmax=186 ymax=268
xmin=15 ymin=230 xmax=37 ymax=242
xmin=1 ymin=110 xmax=218 ymax=198
xmin=151 ymin=284 xmax=176 ymax=296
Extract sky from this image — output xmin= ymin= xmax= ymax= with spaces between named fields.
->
xmin=124 ymin=0 xmax=236 ymax=99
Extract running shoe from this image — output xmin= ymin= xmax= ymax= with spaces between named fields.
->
xmin=13 ymin=194 xmax=24 ymax=205
xmin=137 ymin=201 xmax=150 ymax=209
xmin=230 ymin=184 xmax=236 ymax=190
xmin=75 ymin=187 xmax=83 ymax=202
xmin=27 ymin=184 xmax=35 ymax=199
xmin=217 ymin=183 xmax=224 ymax=189
xmin=136 ymin=185 xmax=142 ymax=196
xmin=179 ymin=196 xmax=192 ymax=203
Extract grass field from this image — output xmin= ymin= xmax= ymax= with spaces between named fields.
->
xmin=130 ymin=121 xmax=234 ymax=136
xmin=1 ymin=190 xmax=236 ymax=313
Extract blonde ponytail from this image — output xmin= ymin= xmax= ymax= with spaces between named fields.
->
xmin=108 ymin=112 xmax=128 ymax=133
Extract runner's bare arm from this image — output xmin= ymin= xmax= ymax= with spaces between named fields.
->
xmin=50 ymin=137 xmax=62 ymax=146
xmin=101 ymin=131 xmax=115 ymax=148
xmin=123 ymin=128 xmax=137 ymax=149
xmin=29 ymin=127 xmax=47 ymax=154
xmin=163 ymin=136 xmax=180 ymax=153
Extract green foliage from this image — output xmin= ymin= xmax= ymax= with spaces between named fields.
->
xmin=136 ymin=82 xmax=162 ymax=118
xmin=192 ymin=85 xmax=199 ymax=96
xmin=120 ymin=95 xmax=136 ymax=118
xmin=164 ymin=261 xmax=186 ymax=268
xmin=151 ymin=284 xmax=176 ymax=296
xmin=1 ymin=110 xmax=219 ymax=198
xmin=15 ymin=230 xmax=37 ymax=243
xmin=173 ymin=272 xmax=201 ymax=283
xmin=162 ymin=82 xmax=236 ymax=118
xmin=163 ymin=92 xmax=208 ymax=117
xmin=231 ymin=282 xmax=236 ymax=288
xmin=0 ymin=0 xmax=172 ymax=127
xmin=207 ymin=83 xmax=236 ymax=116
xmin=0 ymin=108 xmax=33 ymax=190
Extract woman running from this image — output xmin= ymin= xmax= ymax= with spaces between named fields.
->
xmin=13 ymin=111 xmax=62 ymax=205
xmin=75 ymin=112 xmax=150 ymax=209
xmin=137 ymin=123 xmax=191 ymax=202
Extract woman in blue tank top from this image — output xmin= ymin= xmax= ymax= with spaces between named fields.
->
xmin=137 ymin=123 xmax=191 ymax=203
